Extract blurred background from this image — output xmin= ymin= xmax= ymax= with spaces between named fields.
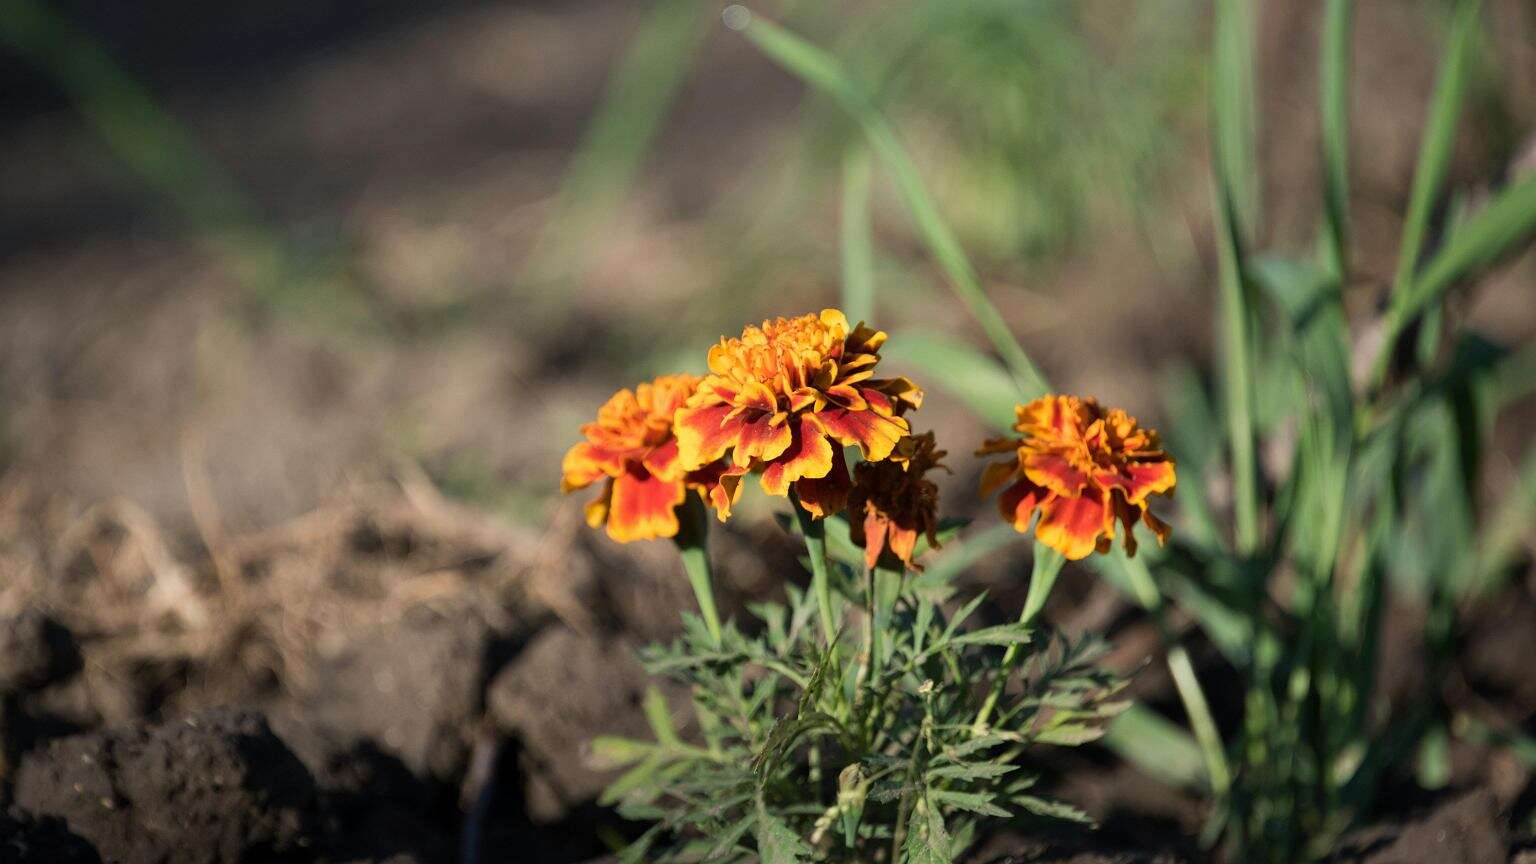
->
xmin=0 ymin=1 xmax=1533 ymax=862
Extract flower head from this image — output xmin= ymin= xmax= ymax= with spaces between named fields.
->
xmin=675 ymin=309 xmax=922 ymax=520
xmin=562 ymin=374 xmax=727 ymax=543
xmin=848 ymin=432 xmax=947 ymax=571
xmin=979 ymin=395 xmax=1175 ymax=561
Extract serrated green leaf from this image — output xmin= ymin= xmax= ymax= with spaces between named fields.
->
xmin=589 ymin=736 xmax=656 ymax=768
xmin=930 ymin=789 xmax=1010 ymax=818
xmin=926 ymin=762 xmax=1015 ymax=782
xmin=1013 ymin=794 xmax=1091 ymax=823
xmin=902 ymin=794 xmax=954 ymax=864
xmin=755 ymin=797 xmax=812 ymax=864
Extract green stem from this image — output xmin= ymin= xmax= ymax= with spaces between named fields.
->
xmin=789 ymin=489 xmax=838 ymax=646
xmin=673 ymin=493 xmax=721 ymax=647
xmin=1122 ymin=554 xmax=1232 ymax=798
xmin=862 ymin=565 xmax=878 ymax=693
xmin=971 ymin=543 xmax=1064 ymax=733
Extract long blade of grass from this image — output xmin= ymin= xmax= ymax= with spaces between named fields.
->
xmin=525 ymin=0 xmax=711 ymax=284
xmin=1209 ymin=0 xmax=1262 ymax=554
xmin=1103 ymin=705 xmax=1209 ymax=793
xmin=841 ymin=145 xmax=876 ymax=325
xmin=1372 ymin=0 xmax=1483 ymax=385
xmin=1320 ymin=0 xmax=1353 ymax=279
xmin=1401 ymin=173 xmax=1536 ymax=323
xmin=1211 ymin=0 xmax=1260 ymax=239
xmin=730 ymin=7 xmax=1049 ymax=396
xmin=1389 ymin=0 xmax=1481 ymax=302
xmin=880 ymin=330 xmax=1025 ymax=431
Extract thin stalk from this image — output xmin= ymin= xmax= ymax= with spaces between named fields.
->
xmin=789 ymin=488 xmax=838 ymax=646
xmin=862 ymin=565 xmax=878 ymax=692
xmin=970 ymin=544 xmax=1064 ymax=733
xmin=841 ymin=145 xmax=875 ymax=325
xmin=1211 ymin=0 xmax=1262 ymax=554
xmin=673 ymin=493 xmax=722 ymax=647
xmin=1122 ymin=554 xmax=1233 ymax=798
xmin=1320 ymin=0 xmax=1352 ymax=281
xmin=731 ymin=9 xmax=1048 ymax=397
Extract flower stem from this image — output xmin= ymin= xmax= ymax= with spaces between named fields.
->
xmin=673 ymin=492 xmax=722 ymax=647
xmin=789 ymin=489 xmax=838 ymax=647
xmin=971 ymin=543 xmax=1065 ymax=733
xmin=1120 ymin=552 xmax=1232 ymax=798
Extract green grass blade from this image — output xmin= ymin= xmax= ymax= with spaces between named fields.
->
xmin=1209 ymin=0 xmax=1262 ymax=554
xmin=1389 ymin=0 xmax=1482 ymax=301
xmin=1210 ymin=0 xmax=1259 ymax=240
xmin=1320 ymin=0 xmax=1353 ymax=279
xmin=841 ymin=145 xmax=876 ymax=325
xmin=1402 ymin=173 xmax=1536 ymax=322
xmin=1103 ymin=705 xmax=1209 ymax=793
xmin=732 ymin=8 xmax=1049 ymax=397
xmin=1471 ymin=445 xmax=1536 ymax=595
xmin=1372 ymin=0 xmax=1484 ymax=385
xmin=880 ymin=330 xmax=1027 ymax=431
xmin=525 ymin=0 xmax=710 ymax=284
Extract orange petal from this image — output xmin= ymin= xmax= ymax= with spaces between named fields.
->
xmin=605 ymin=464 xmax=686 ymax=543
xmin=760 ymin=416 xmax=835 ymax=498
xmin=792 ymin=446 xmax=851 ymax=518
xmin=733 ymin=410 xmax=794 ymax=468
xmin=860 ymin=508 xmax=888 ymax=570
xmin=1142 ymin=506 xmax=1172 ymax=547
xmin=809 ymin=406 xmax=907 ymax=462
xmin=561 ymin=441 xmax=627 ymax=492
xmin=642 ymin=438 xmax=683 ymax=482
xmin=885 ymin=522 xmax=919 ymax=569
xmin=997 ymin=478 xmax=1046 ymax=533
xmin=1035 ymin=491 xmax=1108 ymax=561
xmin=1022 ymin=453 xmax=1091 ymax=498
xmin=584 ymin=480 xmax=613 ymax=528
xmin=674 ymin=403 xmax=739 ymax=470
xmin=706 ymin=466 xmax=748 ymax=522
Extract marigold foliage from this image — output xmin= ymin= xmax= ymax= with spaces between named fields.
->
xmin=979 ymin=395 xmax=1175 ymax=560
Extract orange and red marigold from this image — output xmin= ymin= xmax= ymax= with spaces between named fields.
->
xmin=979 ymin=395 xmax=1175 ymax=561
xmin=561 ymin=374 xmax=727 ymax=543
xmin=674 ymin=309 xmax=922 ymax=521
xmin=848 ymin=432 xmax=947 ymax=571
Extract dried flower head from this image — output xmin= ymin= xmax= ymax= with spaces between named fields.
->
xmin=675 ymin=309 xmax=922 ymax=520
xmin=979 ymin=395 xmax=1175 ymax=560
xmin=562 ymin=374 xmax=727 ymax=543
xmin=848 ymin=432 xmax=947 ymax=571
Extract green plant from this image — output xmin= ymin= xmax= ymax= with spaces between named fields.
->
xmin=723 ymin=1 xmax=1536 ymax=860
xmin=596 ymin=511 xmax=1126 ymax=863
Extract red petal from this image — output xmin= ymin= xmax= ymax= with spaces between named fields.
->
xmin=792 ymin=447 xmax=851 ymax=518
xmin=1035 ymin=491 xmax=1108 ymax=561
xmin=760 ymin=416 xmax=835 ymax=497
xmin=605 ymin=464 xmax=686 ymax=543
xmin=997 ymin=478 xmax=1046 ymax=532
xmin=674 ymin=403 xmax=739 ymax=470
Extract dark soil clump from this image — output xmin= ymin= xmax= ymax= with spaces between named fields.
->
xmin=12 ymin=709 xmax=318 ymax=864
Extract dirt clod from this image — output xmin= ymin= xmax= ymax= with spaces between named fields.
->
xmin=12 ymin=709 xmax=318 ymax=864
xmin=0 ymin=610 xmax=81 ymax=696
xmin=277 ymin=608 xmax=494 ymax=787
xmin=1330 ymin=788 xmax=1511 ymax=864
xmin=486 ymin=626 xmax=660 ymax=822
xmin=0 ymin=810 xmax=100 ymax=864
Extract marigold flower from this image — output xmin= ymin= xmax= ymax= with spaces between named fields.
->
xmin=978 ymin=395 xmax=1175 ymax=561
xmin=847 ymin=432 xmax=947 ymax=571
xmin=675 ymin=309 xmax=922 ymax=520
xmin=562 ymin=374 xmax=728 ymax=543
